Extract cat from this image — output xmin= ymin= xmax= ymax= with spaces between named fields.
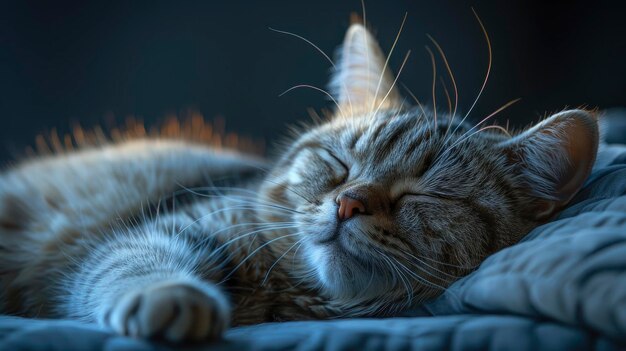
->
xmin=0 ymin=20 xmax=599 ymax=342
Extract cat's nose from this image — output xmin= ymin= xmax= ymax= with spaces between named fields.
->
xmin=337 ymin=194 xmax=366 ymax=220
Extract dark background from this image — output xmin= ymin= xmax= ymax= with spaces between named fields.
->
xmin=1 ymin=0 xmax=625 ymax=165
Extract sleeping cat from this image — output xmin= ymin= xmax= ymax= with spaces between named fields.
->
xmin=0 ymin=21 xmax=598 ymax=342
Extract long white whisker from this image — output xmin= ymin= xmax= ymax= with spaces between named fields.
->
xmin=375 ymin=248 xmax=413 ymax=307
xmin=173 ymin=185 xmax=293 ymax=208
xmin=174 ymin=188 xmax=303 ymax=214
xmin=449 ymin=8 xmax=492 ymax=138
xmin=269 ymin=27 xmax=354 ymax=115
xmin=280 ymin=84 xmax=347 ymax=119
xmin=411 ymin=253 xmax=479 ymax=270
xmin=398 ymin=251 xmax=459 ymax=280
xmin=209 ymin=221 xmax=298 ymax=238
xmin=261 ymin=237 xmax=306 ymax=286
xmin=435 ymin=98 xmax=519 ymax=163
xmin=455 ymin=98 xmax=520 ymax=142
xmin=361 ymin=0 xmax=370 ymax=117
xmin=426 ymin=34 xmax=459 ymax=134
xmin=176 ymin=206 xmax=293 ymax=238
xmin=390 ymin=255 xmax=447 ymax=292
xmin=219 ymin=232 xmax=301 ymax=284
xmin=201 ymin=224 xmax=299 ymax=259
xmin=440 ymin=77 xmax=452 ymax=116
xmin=372 ymin=50 xmax=411 ymax=117
xmin=425 ymin=46 xmax=438 ymax=130
xmin=370 ymin=12 xmax=408 ymax=114
xmin=401 ymin=83 xmax=431 ymax=126
xmin=262 ymin=177 xmax=316 ymax=205
xmin=268 ymin=27 xmax=335 ymax=67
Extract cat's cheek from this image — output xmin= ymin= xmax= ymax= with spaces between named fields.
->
xmin=285 ymin=168 xmax=304 ymax=185
xmin=303 ymin=244 xmax=329 ymax=285
xmin=296 ymin=196 xmax=339 ymax=240
xmin=283 ymin=149 xmax=319 ymax=187
xmin=306 ymin=244 xmax=325 ymax=269
xmin=275 ymin=169 xmax=321 ymax=205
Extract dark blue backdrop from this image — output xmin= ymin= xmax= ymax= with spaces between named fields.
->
xmin=1 ymin=0 xmax=625 ymax=164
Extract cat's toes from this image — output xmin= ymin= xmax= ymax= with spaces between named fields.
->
xmin=104 ymin=279 xmax=230 ymax=342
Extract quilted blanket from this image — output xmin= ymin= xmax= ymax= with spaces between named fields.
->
xmin=1 ymin=143 xmax=625 ymax=351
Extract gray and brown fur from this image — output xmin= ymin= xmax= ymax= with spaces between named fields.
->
xmin=0 ymin=22 xmax=598 ymax=342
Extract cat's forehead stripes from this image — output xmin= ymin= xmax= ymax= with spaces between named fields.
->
xmin=287 ymin=108 xmax=507 ymax=196
xmin=334 ymin=111 xmax=443 ymax=178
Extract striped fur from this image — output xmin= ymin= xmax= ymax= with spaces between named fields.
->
xmin=0 ymin=23 xmax=598 ymax=342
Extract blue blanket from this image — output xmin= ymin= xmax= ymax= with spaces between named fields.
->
xmin=2 ymin=144 xmax=625 ymax=351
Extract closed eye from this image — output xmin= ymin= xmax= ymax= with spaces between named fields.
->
xmin=399 ymin=193 xmax=437 ymax=200
xmin=397 ymin=192 xmax=453 ymax=203
xmin=323 ymin=149 xmax=349 ymax=172
xmin=319 ymin=148 xmax=349 ymax=184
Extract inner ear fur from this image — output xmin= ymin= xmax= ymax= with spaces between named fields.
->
xmin=498 ymin=109 xmax=599 ymax=220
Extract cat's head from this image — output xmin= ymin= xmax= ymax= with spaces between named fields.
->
xmin=259 ymin=23 xmax=598 ymax=311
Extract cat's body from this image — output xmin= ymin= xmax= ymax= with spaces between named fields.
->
xmin=0 ymin=140 xmax=340 ymax=323
xmin=0 ymin=22 xmax=599 ymax=342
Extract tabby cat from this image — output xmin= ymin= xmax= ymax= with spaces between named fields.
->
xmin=0 ymin=21 xmax=598 ymax=342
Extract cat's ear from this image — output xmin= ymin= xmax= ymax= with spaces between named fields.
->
xmin=329 ymin=22 xmax=404 ymax=116
xmin=497 ymin=109 xmax=599 ymax=219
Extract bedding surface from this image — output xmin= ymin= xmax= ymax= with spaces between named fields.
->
xmin=1 ymin=143 xmax=625 ymax=351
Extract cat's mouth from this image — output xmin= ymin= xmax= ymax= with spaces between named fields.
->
xmin=312 ymin=216 xmax=342 ymax=244
xmin=314 ymin=219 xmax=354 ymax=245
xmin=309 ymin=229 xmax=386 ymax=300
xmin=313 ymin=222 xmax=367 ymax=261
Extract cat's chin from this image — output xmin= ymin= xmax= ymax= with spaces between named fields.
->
xmin=307 ymin=241 xmax=386 ymax=301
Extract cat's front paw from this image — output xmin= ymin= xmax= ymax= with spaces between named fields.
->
xmin=103 ymin=279 xmax=230 ymax=342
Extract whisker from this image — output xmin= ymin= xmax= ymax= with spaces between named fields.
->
xmin=173 ymin=185 xmax=259 ymax=197
xmin=261 ymin=178 xmax=316 ymax=205
xmin=426 ymin=34 xmax=459 ymax=128
xmin=192 ymin=225 xmax=297 ymax=259
xmin=269 ymin=27 xmax=335 ymax=67
xmin=435 ymin=97 xmax=519 ymax=164
xmin=291 ymin=240 xmax=305 ymax=268
xmin=174 ymin=186 xmax=303 ymax=214
xmin=361 ymin=0 xmax=370 ymax=116
xmin=425 ymin=46 xmax=438 ymax=130
xmin=219 ymin=232 xmax=301 ymax=284
xmin=375 ymin=248 xmax=413 ymax=307
xmin=439 ymin=124 xmax=514 ymax=162
xmin=208 ymin=221 xmax=299 ymax=238
xmin=192 ymin=197 xmax=297 ymax=215
xmin=372 ymin=50 xmax=412 ymax=117
xmin=440 ymin=77 xmax=452 ymax=117
xmin=463 ymin=98 xmax=519 ymax=138
xmin=370 ymin=12 xmax=408 ymax=114
xmin=261 ymin=237 xmax=306 ymax=285
xmin=175 ymin=206 xmax=292 ymax=238
xmin=198 ymin=224 xmax=299 ymax=259
xmin=401 ymin=83 xmax=430 ymax=126
xmin=398 ymin=251 xmax=460 ymax=280
xmin=390 ymin=255 xmax=448 ymax=292
xmin=448 ymin=8 xmax=492 ymax=139
xmin=412 ymin=254 xmax=479 ymax=270
xmin=269 ymin=27 xmax=354 ymax=115
xmin=280 ymin=84 xmax=346 ymax=119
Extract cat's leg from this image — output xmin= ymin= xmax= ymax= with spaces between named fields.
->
xmin=0 ymin=139 xmax=263 ymax=327
xmin=108 ymin=279 xmax=229 ymax=341
xmin=63 ymin=225 xmax=231 ymax=342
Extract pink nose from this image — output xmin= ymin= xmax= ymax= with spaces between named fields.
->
xmin=337 ymin=195 xmax=366 ymax=220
